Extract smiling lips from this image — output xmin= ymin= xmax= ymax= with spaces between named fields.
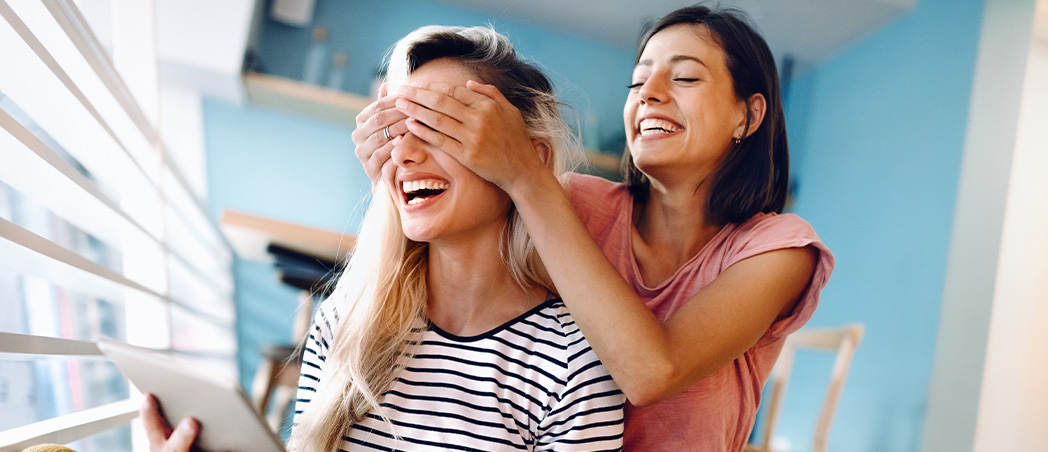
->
xmin=402 ymin=179 xmax=448 ymax=205
xmin=638 ymin=118 xmax=681 ymax=136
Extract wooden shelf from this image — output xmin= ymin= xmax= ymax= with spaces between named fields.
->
xmin=243 ymin=71 xmax=371 ymax=126
xmin=220 ymin=209 xmax=355 ymax=263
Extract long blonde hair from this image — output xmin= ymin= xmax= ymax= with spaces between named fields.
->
xmin=289 ymin=25 xmax=582 ymax=452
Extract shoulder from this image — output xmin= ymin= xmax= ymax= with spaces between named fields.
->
xmin=535 ymin=300 xmax=607 ymax=373
xmin=562 ymin=172 xmax=628 ymax=211
xmin=524 ymin=297 xmax=584 ymax=341
xmin=722 ymin=213 xmax=831 ymax=267
xmin=561 ymin=172 xmax=632 ymax=233
xmin=562 ymin=172 xmax=626 ymax=201
xmin=722 ymin=214 xmax=835 ymax=341
xmin=311 ymin=298 xmax=340 ymax=351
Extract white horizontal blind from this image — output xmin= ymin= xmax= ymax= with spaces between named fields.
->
xmin=0 ymin=1 xmax=235 ymax=451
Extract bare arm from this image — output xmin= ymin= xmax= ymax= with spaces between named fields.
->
xmin=393 ymin=81 xmax=817 ymax=405
xmin=510 ymin=172 xmax=815 ymax=404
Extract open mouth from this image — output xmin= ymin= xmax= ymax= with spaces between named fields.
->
xmin=638 ymin=118 xmax=681 ymax=136
xmin=402 ymin=179 xmax=448 ymax=205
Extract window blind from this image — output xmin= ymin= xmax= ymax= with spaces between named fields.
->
xmin=0 ymin=1 xmax=236 ymax=450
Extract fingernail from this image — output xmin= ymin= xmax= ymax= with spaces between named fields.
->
xmin=395 ymin=99 xmax=409 ymax=110
xmin=187 ymin=418 xmax=200 ymax=433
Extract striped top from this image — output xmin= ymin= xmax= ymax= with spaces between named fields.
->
xmin=293 ymin=296 xmax=625 ymax=452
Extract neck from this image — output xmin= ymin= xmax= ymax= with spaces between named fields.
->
xmin=634 ymin=179 xmax=723 ymax=270
xmin=425 ymin=227 xmax=545 ymax=336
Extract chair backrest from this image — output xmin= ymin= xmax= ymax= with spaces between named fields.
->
xmin=749 ymin=324 xmax=864 ymax=452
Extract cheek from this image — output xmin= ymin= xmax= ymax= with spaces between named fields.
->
xmin=380 ymin=165 xmax=399 ymax=196
xmin=623 ymin=101 xmax=635 ymax=133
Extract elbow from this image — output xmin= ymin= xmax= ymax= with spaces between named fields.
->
xmin=617 ymin=361 xmax=680 ymax=408
xmin=622 ymin=386 xmax=661 ymax=408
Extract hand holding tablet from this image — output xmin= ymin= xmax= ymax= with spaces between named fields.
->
xmin=97 ymin=338 xmax=287 ymax=452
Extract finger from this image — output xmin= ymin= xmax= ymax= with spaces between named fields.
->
xmin=395 ymin=98 xmax=468 ymax=141
xmin=354 ymin=94 xmax=398 ymax=126
xmin=355 ymin=116 xmax=408 ymax=173
xmin=364 ymin=106 xmax=408 ymax=135
xmin=404 ymin=117 xmax=462 ymax=154
xmin=362 ymin=117 xmax=409 ymax=156
xmin=396 ymin=84 xmax=474 ymax=121
xmin=139 ymin=394 xmax=171 ymax=448
xmin=408 ymin=81 xmax=487 ymax=107
xmin=352 ymin=98 xmax=399 ymax=147
xmin=466 ymin=80 xmax=514 ymax=107
xmin=354 ymin=103 xmax=406 ymax=147
xmin=364 ymin=133 xmax=399 ymax=179
xmin=166 ymin=417 xmax=199 ymax=452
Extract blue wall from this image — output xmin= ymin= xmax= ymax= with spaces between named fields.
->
xmin=205 ymin=0 xmax=634 ymax=397
xmin=255 ymin=0 xmax=637 ymax=152
xmin=202 ymin=97 xmax=371 ymax=392
xmin=778 ymin=0 xmax=986 ymax=450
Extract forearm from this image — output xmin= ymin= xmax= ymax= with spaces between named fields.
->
xmin=508 ymin=172 xmax=680 ymax=404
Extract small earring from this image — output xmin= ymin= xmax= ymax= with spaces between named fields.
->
xmin=733 ymin=137 xmax=742 ymax=144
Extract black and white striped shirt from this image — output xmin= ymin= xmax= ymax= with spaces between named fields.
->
xmin=294 ymin=297 xmax=624 ymax=451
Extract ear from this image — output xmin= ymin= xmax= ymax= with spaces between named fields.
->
xmin=531 ymin=138 xmax=552 ymax=168
xmin=378 ymin=82 xmax=388 ymax=98
xmin=734 ymin=93 xmax=767 ymax=140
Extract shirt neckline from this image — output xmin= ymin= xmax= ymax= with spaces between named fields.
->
xmin=426 ymin=293 xmax=559 ymax=342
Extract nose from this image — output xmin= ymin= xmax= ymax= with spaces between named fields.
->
xmin=390 ymin=132 xmax=428 ymax=167
xmin=637 ymin=75 xmax=667 ymax=105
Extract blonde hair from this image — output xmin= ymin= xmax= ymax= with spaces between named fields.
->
xmin=289 ymin=25 xmax=582 ymax=452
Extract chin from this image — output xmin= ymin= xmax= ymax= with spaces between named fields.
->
xmin=400 ymin=223 xmax=439 ymax=244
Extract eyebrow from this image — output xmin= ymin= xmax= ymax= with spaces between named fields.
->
xmin=636 ymin=55 xmax=708 ymax=68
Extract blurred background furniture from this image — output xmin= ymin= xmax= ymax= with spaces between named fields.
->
xmin=220 ymin=210 xmax=352 ymax=432
xmin=746 ymin=324 xmax=865 ymax=452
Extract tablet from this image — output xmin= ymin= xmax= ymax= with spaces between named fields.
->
xmin=97 ymin=337 xmax=287 ymax=452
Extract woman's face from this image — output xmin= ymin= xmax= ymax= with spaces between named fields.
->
xmin=382 ymin=58 xmax=513 ymax=244
xmin=624 ymin=24 xmax=748 ymax=185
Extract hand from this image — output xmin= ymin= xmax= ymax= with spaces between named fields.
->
xmin=394 ymin=80 xmax=550 ymax=193
xmin=352 ymin=83 xmax=409 ymax=181
xmin=140 ymin=394 xmax=199 ymax=452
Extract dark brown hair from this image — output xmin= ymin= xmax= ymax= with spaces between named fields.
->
xmin=623 ymin=5 xmax=789 ymax=224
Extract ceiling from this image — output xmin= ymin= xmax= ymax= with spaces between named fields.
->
xmin=76 ymin=0 xmax=918 ymax=102
xmin=429 ymin=0 xmax=916 ymax=66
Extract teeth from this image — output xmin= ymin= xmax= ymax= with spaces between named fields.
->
xmin=402 ymin=179 xmax=449 ymax=194
xmin=639 ymin=118 xmax=679 ymax=136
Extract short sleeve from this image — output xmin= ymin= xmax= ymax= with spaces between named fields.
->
xmin=724 ymin=214 xmax=835 ymax=343
xmin=534 ymin=338 xmax=625 ymax=451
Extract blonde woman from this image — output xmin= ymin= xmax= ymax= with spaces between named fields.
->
xmin=140 ymin=25 xmax=624 ymax=452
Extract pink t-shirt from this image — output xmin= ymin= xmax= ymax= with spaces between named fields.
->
xmin=564 ymin=173 xmax=834 ymax=452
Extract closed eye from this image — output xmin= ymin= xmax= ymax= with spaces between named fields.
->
xmin=627 ymin=82 xmax=644 ymax=89
xmin=674 ymin=78 xmax=699 ymax=83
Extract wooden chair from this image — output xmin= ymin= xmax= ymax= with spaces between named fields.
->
xmin=250 ymin=291 xmax=315 ymax=432
xmin=746 ymin=324 xmax=864 ymax=452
